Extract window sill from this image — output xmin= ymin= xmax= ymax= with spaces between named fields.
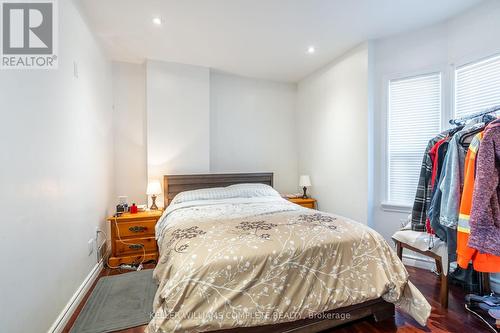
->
xmin=381 ymin=202 xmax=412 ymax=213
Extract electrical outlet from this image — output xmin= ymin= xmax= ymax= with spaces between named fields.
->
xmin=88 ymin=238 xmax=95 ymax=256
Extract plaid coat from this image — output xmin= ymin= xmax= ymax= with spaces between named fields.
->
xmin=411 ymin=130 xmax=451 ymax=231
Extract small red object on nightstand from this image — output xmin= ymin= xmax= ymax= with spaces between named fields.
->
xmin=130 ymin=203 xmax=138 ymax=214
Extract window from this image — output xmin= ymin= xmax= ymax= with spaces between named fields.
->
xmin=455 ymin=54 xmax=500 ymax=118
xmin=387 ymin=73 xmax=442 ymax=205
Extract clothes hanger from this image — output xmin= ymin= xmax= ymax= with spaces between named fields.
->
xmin=458 ymin=114 xmax=497 ymax=147
xmin=449 ymin=105 xmax=500 ymax=126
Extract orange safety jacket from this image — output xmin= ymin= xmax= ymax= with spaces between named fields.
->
xmin=457 ymin=132 xmax=500 ymax=272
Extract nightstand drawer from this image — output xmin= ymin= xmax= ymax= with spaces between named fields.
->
xmin=115 ymin=220 xmax=156 ymax=238
xmin=107 ymin=210 xmax=162 ymax=266
xmin=287 ymin=198 xmax=317 ymax=209
xmin=114 ymin=236 xmax=157 ymax=255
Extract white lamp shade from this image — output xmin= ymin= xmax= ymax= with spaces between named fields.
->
xmin=146 ymin=180 xmax=162 ymax=195
xmin=299 ymin=175 xmax=312 ymax=187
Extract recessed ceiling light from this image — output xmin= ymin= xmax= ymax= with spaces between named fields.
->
xmin=307 ymin=46 xmax=315 ymax=54
xmin=152 ymin=17 xmax=163 ymax=25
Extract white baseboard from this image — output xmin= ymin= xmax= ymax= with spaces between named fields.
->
xmin=402 ymin=252 xmax=436 ymax=271
xmin=47 ymin=262 xmax=103 ymax=333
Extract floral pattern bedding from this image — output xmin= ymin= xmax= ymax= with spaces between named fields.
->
xmin=147 ymin=197 xmax=430 ymax=332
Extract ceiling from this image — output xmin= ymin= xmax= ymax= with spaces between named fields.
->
xmin=79 ymin=0 xmax=483 ymax=82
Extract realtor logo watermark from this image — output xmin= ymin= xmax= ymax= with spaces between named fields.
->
xmin=1 ymin=0 xmax=58 ymax=69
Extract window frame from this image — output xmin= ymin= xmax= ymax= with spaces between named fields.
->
xmin=382 ymin=52 xmax=500 ymax=212
xmin=381 ymin=67 xmax=447 ymax=211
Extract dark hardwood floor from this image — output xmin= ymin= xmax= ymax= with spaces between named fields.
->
xmin=64 ymin=265 xmax=493 ymax=333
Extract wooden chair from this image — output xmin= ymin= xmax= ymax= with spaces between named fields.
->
xmin=392 ymin=238 xmax=448 ymax=308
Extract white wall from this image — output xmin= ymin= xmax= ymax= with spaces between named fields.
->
xmin=371 ymin=24 xmax=449 ymax=242
xmin=0 ymin=1 xmax=114 ymax=332
xmin=112 ymin=62 xmax=147 ymax=205
xmin=146 ymin=60 xmax=211 ymax=205
xmin=210 ymin=72 xmax=298 ymax=193
xmin=145 ymin=63 xmax=300 ymax=197
xmin=371 ymin=0 xmax=500 ymax=289
xmin=296 ymin=43 xmax=371 ymax=224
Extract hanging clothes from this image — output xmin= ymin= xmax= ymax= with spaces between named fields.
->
xmin=469 ymin=120 xmax=500 ymax=257
xmin=434 ymin=123 xmax=487 ymax=258
xmin=430 ymin=138 xmax=449 ymax=191
xmin=439 ymin=122 xmax=487 ymax=228
xmin=457 ymin=132 xmax=500 ymax=272
xmin=428 ymin=139 xmax=451 ymax=242
xmin=426 ymin=137 xmax=449 ymax=234
xmin=411 ymin=129 xmax=453 ymax=232
xmin=410 ymin=112 xmax=499 ymax=274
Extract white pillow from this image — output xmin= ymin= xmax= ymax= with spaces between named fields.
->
xmin=170 ymin=187 xmax=226 ymax=205
xmin=171 ymin=183 xmax=279 ymax=205
xmin=227 ymin=183 xmax=280 ymax=198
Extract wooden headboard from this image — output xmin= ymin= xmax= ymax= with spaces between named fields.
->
xmin=163 ymin=173 xmax=274 ymax=207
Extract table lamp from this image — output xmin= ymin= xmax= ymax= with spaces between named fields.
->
xmin=147 ymin=180 xmax=162 ymax=210
xmin=299 ymin=175 xmax=312 ymax=199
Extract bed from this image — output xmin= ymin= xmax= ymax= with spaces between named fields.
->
xmin=146 ymin=173 xmax=430 ymax=333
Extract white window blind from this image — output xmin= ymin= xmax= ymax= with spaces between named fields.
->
xmin=455 ymin=54 xmax=500 ymax=118
xmin=388 ymin=73 xmax=442 ymax=205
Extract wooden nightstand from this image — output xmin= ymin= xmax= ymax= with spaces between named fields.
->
xmin=107 ymin=210 xmax=163 ymax=267
xmin=287 ymin=197 xmax=317 ymax=209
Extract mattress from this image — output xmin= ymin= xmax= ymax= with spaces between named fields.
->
xmin=146 ymin=195 xmax=430 ymax=332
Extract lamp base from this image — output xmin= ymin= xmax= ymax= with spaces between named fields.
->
xmin=150 ymin=195 xmax=159 ymax=210
xmin=302 ymin=186 xmax=308 ymax=199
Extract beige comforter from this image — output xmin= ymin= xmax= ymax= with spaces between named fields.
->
xmin=147 ymin=198 xmax=430 ymax=332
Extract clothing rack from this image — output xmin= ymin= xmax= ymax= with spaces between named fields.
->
xmin=451 ymin=105 xmax=498 ymax=332
xmin=449 ymin=104 xmax=500 ymax=125
xmin=457 ymin=104 xmax=498 ymax=296
xmin=452 ymin=103 xmax=497 ymax=299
